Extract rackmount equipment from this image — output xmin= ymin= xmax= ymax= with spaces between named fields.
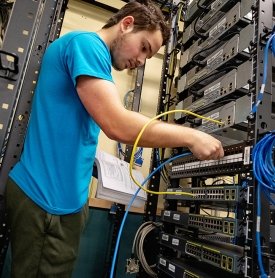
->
xmin=160 ymin=232 xmax=244 ymax=274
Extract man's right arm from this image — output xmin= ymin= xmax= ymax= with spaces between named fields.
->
xmin=76 ymin=76 xmax=224 ymax=160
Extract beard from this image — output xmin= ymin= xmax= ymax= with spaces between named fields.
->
xmin=110 ymin=35 xmax=126 ymax=71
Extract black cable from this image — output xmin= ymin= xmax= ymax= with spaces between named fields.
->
xmin=185 ymin=98 xmax=236 ymax=121
xmin=193 ymin=14 xmax=208 ymax=40
xmin=226 ymin=207 xmax=230 ymax=218
xmin=211 ymin=179 xmax=226 ymax=186
xmin=201 ymin=208 xmax=211 ymax=215
xmin=182 ymin=96 xmax=238 ymax=125
xmin=192 ymin=32 xmax=239 ymax=66
xmin=198 ymin=231 xmax=217 ymax=236
xmin=197 ymin=0 xmax=210 ymax=12
xmin=187 ymin=65 xmax=238 ymax=92
xmin=167 ymin=47 xmax=180 ymax=57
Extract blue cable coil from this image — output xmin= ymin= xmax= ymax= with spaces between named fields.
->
xmin=253 ymin=132 xmax=275 ymax=278
xmin=251 ymin=28 xmax=275 ymax=278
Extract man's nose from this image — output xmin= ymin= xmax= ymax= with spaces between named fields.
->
xmin=137 ymin=56 xmax=146 ymax=67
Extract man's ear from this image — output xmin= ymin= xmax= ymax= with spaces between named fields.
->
xmin=121 ymin=16 xmax=134 ymax=33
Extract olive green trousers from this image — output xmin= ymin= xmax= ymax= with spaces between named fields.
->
xmin=6 ymin=178 xmax=89 ymax=278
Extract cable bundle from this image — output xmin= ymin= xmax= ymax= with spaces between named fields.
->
xmin=250 ymin=26 xmax=275 ymax=277
xmin=252 ymin=132 xmax=275 ymax=278
xmin=132 ymin=221 xmax=161 ymax=277
xmin=253 ymin=132 xmax=275 ymax=200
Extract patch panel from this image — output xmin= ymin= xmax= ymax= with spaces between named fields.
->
xmin=179 ymin=23 xmax=252 ymax=94
xmin=175 ymin=60 xmax=251 ymax=121
xmin=157 ymin=256 xmax=213 ymax=278
xmin=180 ymin=2 xmax=252 ymax=70
xmin=169 ymin=143 xmax=251 ymax=178
xmin=164 ymin=186 xmax=245 ymax=207
xmin=159 ymin=233 xmax=244 ymax=274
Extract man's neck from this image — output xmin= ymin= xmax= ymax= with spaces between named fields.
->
xmin=96 ymin=26 xmax=118 ymax=48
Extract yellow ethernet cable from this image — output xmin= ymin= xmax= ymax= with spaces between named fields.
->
xmin=129 ymin=109 xmax=224 ymax=197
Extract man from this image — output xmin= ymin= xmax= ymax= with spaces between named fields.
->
xmin=6 ymin=0 xmax=224 ymax=277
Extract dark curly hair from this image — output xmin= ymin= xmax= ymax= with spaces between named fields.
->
xmin=102 ymin=0 xmax=171 ymax=46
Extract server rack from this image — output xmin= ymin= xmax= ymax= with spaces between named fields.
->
xmin=135 ymin=1 xmax=184 ymax=276
xmin=140 ymin=0 xmax=275 ymax=277
xmin=0 ymin=0 xmax=68 ymax=272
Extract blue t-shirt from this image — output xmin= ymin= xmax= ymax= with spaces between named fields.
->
xmin=10 ymin=31 xmax=113 ymax=215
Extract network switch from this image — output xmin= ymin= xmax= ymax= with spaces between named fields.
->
xmin=197 ymin=95 xmax=250 ymax=131
xmin=164 ymin=185 xmax=245 ymax=207
xmin=175 ymin=60 xmax=251 ymax=121
xmin=159 ymin=233 xmax=244 ymax=274
xmin=194 ymin=95 xmax=251 ymax=145
xmin=161 ymin=210 xmax=244 ymax=238
xmin=184 ymin=0 xmax=213 ymax=24
xmin=179 ymin=23 xmax=252 ymax=93
xmin=158 ymin=256 xmax=213 ymax=278
xmin=180 ymin=2 xmax=252 ymax=69
xmin=182 ymin=0 xmax=243 ymax=44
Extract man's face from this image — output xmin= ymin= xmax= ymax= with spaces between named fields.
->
xmin=110 ymin=28 xmax=163 ymax=71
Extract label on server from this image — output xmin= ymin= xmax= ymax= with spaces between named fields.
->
xmin=168 ymin=263 xmax=176 ymax=273
xmin=172 ymin=238 xmax=179 ymax=246
xmin=173 ymin=213 xmax=180 ymax=221
xmin=243 ymin=146 xmax=251 ymax=165
xmin=218 ymin=17 xmax=226 ymax=28
xmin=209 ymin=17 xmax=226 ymax=37
xmin=207 ymin=49 xmax=223 ymax=66
xmin=211 ymin=0 xmax=222 ymax=10
xmin=204 ymin=82 xmax=221 ymax=96
xmin=202 ymin=112 xmax=220 ymax=124
xmin=164 ymin=210 xmax=171 ymax=217
xmin=159 ymin=258 xmax=166 ymax=266
xmin=162 ymin=234 xmax=169 ymax=241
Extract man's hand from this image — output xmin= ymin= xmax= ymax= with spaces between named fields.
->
xmin=187 ymin=129 xmax=224 ymax=160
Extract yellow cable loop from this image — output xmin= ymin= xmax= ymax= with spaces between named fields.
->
xmin=129 ymin=109 xmax=224 ymax=197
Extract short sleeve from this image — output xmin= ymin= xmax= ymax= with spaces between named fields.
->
xmin=64 ymin=33 xmax=113 ymax=86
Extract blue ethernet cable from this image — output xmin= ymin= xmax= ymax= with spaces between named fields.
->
xmin=109 ymin=151 xmax=191 ymax=278
xmin=251 ymin=32 xmax=275 ymax=114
